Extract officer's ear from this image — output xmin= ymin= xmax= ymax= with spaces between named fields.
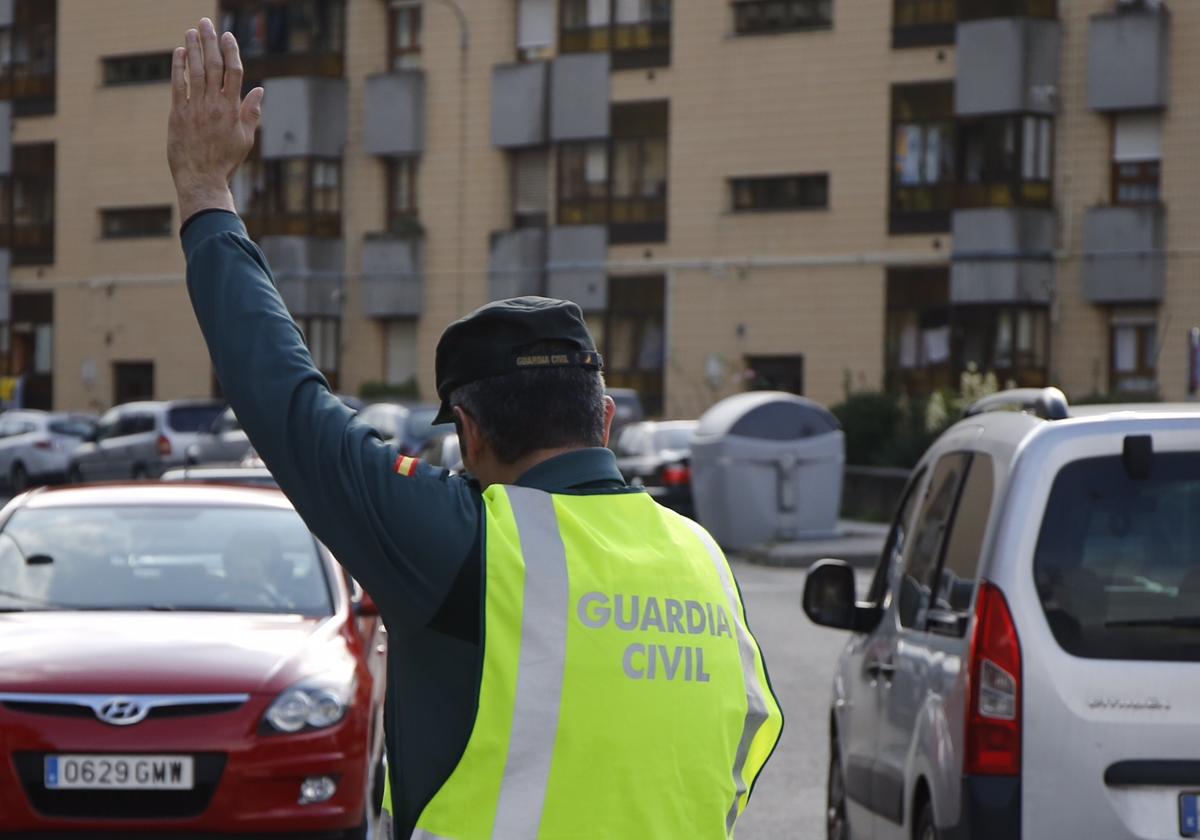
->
xmin=600 ymin=395 xmax=617 ymax=448
xmin=453 ymin=405 xmax=485 ymax=471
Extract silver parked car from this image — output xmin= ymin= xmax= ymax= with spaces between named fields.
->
xmin=68 ymin=400 xmax=225 ymax=482
xmin=804 ymin=389 xmax=1200 ymax=840
xmin=0 ymin=411 xmax=96 ymax=492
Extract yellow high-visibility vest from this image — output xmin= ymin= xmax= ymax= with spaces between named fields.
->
xmin=383 ymin=485 xmax=783 ymax=839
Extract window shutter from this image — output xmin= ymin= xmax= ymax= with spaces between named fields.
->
xmin=518 ymin=0 xmax=555 ymax=53
xmin=1114 ymin=113 xmax=1162 ymax=162
xmin=513 ymin=149 xmax=549 ymax=216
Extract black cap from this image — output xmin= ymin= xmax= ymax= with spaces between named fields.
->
xmin=432 ymin=296 xmax=604 ymax=424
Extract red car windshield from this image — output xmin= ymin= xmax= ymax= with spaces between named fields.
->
xmin=0 ymin=505 xmax=333 ymax=616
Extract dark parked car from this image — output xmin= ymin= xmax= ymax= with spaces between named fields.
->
xmin=614 ymin=420 xmax=697 ymax=516
xmin=358 ymin=403 xmax=439 ymax=457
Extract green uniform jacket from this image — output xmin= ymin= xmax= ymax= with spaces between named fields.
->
xmin=182 ymin=210 xmax=633 ymax=839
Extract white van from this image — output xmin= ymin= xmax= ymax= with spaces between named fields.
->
xmin=804 ymin=389 xmax=1200 ymax=840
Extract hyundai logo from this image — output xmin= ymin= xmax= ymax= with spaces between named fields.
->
xmin=96 ymin=697 xmax=150 ymax=726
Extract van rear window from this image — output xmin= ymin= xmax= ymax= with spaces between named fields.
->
xmin=1034 ymin=453 xmax=1200 ymax=662
xmin=167 ymin=405 xmax=223 ymax=433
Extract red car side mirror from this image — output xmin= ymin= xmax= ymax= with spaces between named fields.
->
xmin=354 ymin=591 xmax=380 ymax=617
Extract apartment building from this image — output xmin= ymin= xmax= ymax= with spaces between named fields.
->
xmin=0 ymin=0 xmax=1193 ymax=418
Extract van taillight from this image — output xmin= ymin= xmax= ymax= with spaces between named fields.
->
xmin=157 ymin=435 xmax=172 ymax=457
xmin=966 ymin=582 xmax=1021 ymax=776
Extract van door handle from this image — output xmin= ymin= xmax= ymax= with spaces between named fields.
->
xmin=866 ymin=658 xmax=895 ymax=683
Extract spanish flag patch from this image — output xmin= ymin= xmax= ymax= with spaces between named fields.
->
xmin=394 ymin=455 xmax=420 ymax=477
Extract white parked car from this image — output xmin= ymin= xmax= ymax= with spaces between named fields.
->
xmin=804 ymin=388 xmax=1200 ymax=840
xmin=68 ymin=400 xmax=224 ymax=483
xmin=0 ymin=411 xmax=96 ymax=492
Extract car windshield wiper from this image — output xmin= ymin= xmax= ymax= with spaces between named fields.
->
xmin=1105 ymin=616 xmax=1200 ymax=629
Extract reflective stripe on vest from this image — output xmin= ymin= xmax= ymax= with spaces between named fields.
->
xmin=385 ymin=486 xmax=782 ymax=840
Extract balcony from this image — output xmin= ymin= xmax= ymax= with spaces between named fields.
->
xmin=364 ymin=72 xmax=425 ymax=157
xmin=488 ymin=228 xmax=547 ymax=301
xmin=550 ymin=54 xmax=611 ymax=142
xmin=1088 ymin=6 xmax=1169 ymax=112
xmin=0 ymin=248 xmax=10 ymax=321
xmin=258 ymin=236 xmax=344 ymax=318
xmin=491 ymin=62 xmax=549 ymax=149
xmin=547 ymin=226 xmax=607 ymax=311
xmin=361 ymin=235 xmax=423 ymax=318
xmin=260 ymin=77 xmax=347 ymax=159
xmin=950 ymin=207 xmax=1054 ymax=304
xmin=1082 ymin=205 xmax=1165 ymax=304
xmin=955 ymin=17 xmax=1060 ymax=116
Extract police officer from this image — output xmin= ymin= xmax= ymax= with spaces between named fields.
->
xmin=167 ymin=19 xmax=782 ymax=839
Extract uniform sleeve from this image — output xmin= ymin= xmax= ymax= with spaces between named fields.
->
xmin=181 ymin=211 xmax=479 ymax=633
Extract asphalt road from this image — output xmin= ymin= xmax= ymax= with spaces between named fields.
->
xmin=728 ymin=561 xmax=866 ymax=840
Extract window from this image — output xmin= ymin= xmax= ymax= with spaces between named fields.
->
xmin=886 ymin=267 xmax=952 ymax=395
xmin=958 ymin=114 xmax=1054 ymax=208
xmin=298 ymin=316 xmax=340 ymax=388
xmin=1112 ymin=113 xmax=1162 ymax=206
xmin=512 ymin=148 xmax=549 ymax=228
xmin=892 ymin=0 xmax=956 ymax=48
xmin=731 ymin=174 xmax=828 ymax=212
xmin=935 ymin=454 xmax=993 ymax=616
xmin=733 ymin=0 xmax=833 ymax=36
xmin=386 ymin=157 xmax=418 ymax=235
xmin=102 ymin=52 xmax=173 ymax=86
xmin=389 ymin=5 xmax=421 ymax=70
xmin=100 ymin=207 xmax=173 ymax=239
xmin=959 ymin=0 xmax=1056 ymax=22
xmin=898 ymin=453 xmax=969 ymax=629
xmin=4 ymin=292 xmax=53 ymax=409
xmin=610 ymin=101 xmax=668 ymax=243
xmin=603 ymin=275 xmax=665 ymax=416
xmin=0 ymin=0 xmax=57 ymax=116
xmin=866 ymin=468 xmax=925 ymax=606
xmin=744 ymin=355 xmax=804 ymax=394
xmin=889 ymin=82 xmax=955 ymax=234
xmin=1110 ymin=313 xmax=1158 ymax=396
xmin=0 ymin=143 xmax=55 ymax=265
xmin=558 ymin=102 xmax=667 ymax=243
xmin=517 ymin=0 xmax=555 ymax=60
xmin=1034 ymin=453 xmax=1200 ymax=662
xmin=955 ymin=306 xmax=1048 ymax=386
xmin=113 ymin=362 xmax=154 ymax=406
xmin=560 ymin=0 xmax=672 ymax=70
xmin=241 ymin=156 xmax=342 ymax=238
xmin=384 ymin=319 xmax=418 ymax=387
xmin=219 ymin=0 xmax=345 ymax=79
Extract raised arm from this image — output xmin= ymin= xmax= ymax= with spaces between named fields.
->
xmin=168 ymin=19 xmax=479 ymax=631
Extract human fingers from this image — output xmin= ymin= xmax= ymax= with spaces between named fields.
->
xmin=185 ymin=28 xmax=205 ymax=100
xmin=221 ymin=31 xmax=243 ymax=104
xmin=240 ymin=86 xmax=265 ymax=133
xmin=200 ymin=18 xmax=224 ymax=102
xmin=171 ymin=46 xmax=187 ymax=108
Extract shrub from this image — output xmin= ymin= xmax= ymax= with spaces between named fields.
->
xmin=360 ymin=378 xmax=420 ymax=401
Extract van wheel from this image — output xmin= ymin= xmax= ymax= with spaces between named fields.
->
xmin=132 ymin=464 xmax=148 ymax=480
xmin=67 ymin=465 xmax=83 ymax=484
xmin=10 ymin=462 xmax=28 ymax=493
xmin=827 ymin=739 xmax=849 ymax=840
xmin=915 ymin=799 xmax=939 ymax=840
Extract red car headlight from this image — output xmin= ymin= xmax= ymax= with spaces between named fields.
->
xmin=264 ymin=678 xmax=355 ymax=734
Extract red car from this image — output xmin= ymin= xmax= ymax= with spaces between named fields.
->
xmin=0 ymin=483 xmax=387 ymax=838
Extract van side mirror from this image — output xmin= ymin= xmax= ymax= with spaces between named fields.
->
xmin=802 ymin=559 xmax=880 ymax=633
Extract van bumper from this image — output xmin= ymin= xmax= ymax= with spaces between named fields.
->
xmin=942 ymin=776 xmax=1020 ymax=840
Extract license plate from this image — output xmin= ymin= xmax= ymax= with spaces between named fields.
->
xmin=44 ymin=755 xmax=194 ymax=790
xmin=1183 ymin=793 xmax=1199 ymax=838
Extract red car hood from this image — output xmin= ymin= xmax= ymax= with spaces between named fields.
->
xmin=0 ymin=611 xmax=348 ymax=695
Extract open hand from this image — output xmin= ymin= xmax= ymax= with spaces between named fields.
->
xmin=167 ymin=18 xmax=264 ymax=224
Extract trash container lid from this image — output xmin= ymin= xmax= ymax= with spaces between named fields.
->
xmin=695 ymin=391 xmax=840 ymax=441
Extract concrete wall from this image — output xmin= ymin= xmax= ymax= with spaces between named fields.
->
xmin=1088 ymin=9 xmax=1169 ymax=112
xmin=491 ymin=62 xmax=549 ymax=148
xmin=364 ymin=71 xmax=425 ymax=156
xmin=261 ymin=77 xmax=348 ymax=159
